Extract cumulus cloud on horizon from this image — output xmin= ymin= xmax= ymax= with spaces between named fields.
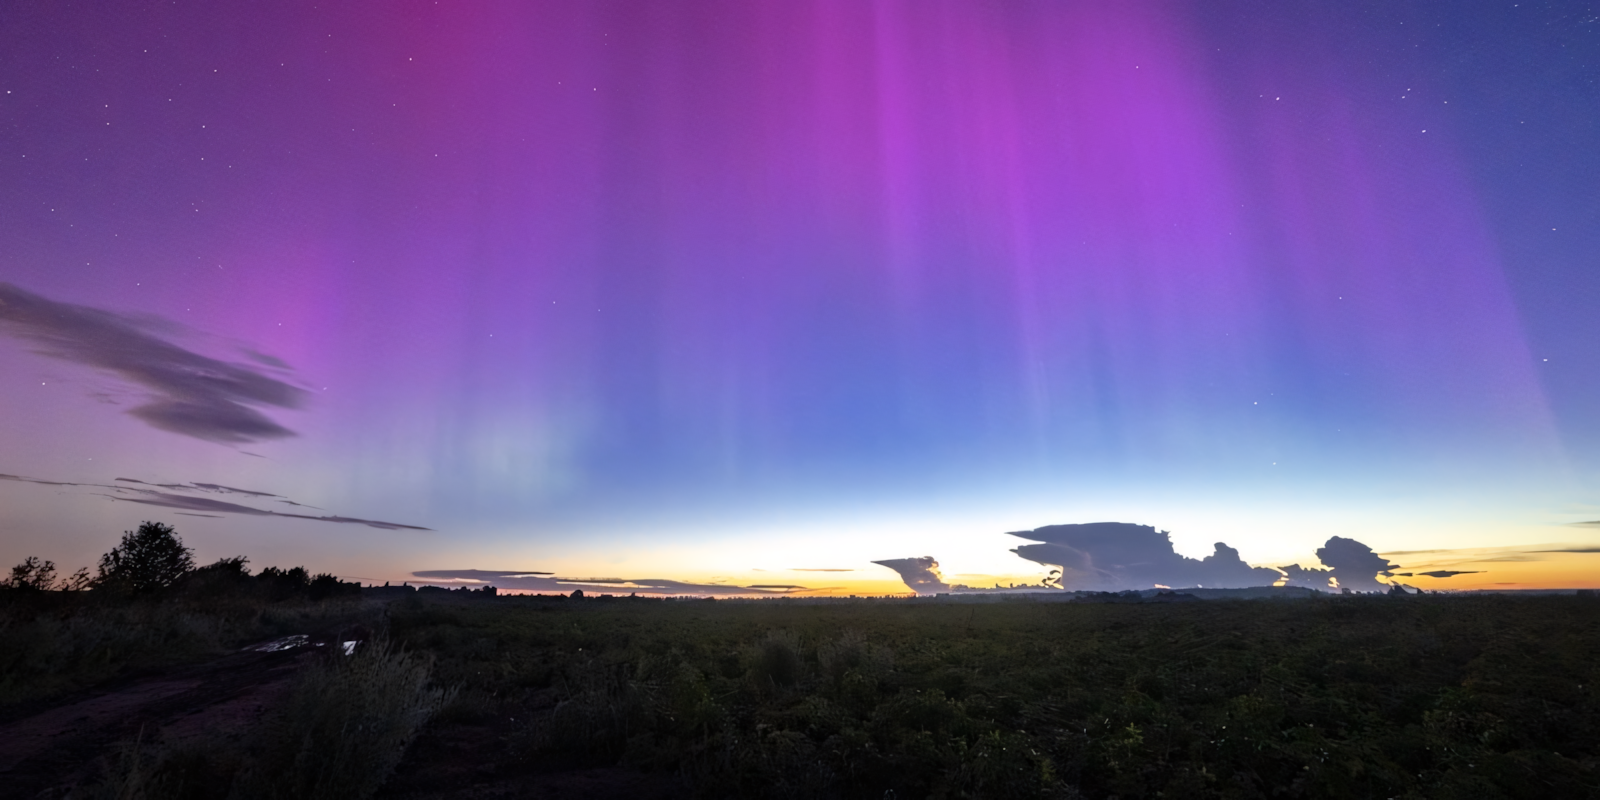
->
xmin=0 ymin=282 xmax=306 ymax=443
xmin=1279 ymin=536 xmax=1398 ymax=592
xmin=1008 ymin=522 xmax=1282 ymax=592
xmin=875 ymin=523 xmax=1460 ymax=595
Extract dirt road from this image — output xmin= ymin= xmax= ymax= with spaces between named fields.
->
xmin=0 ymin=639 xmax=316 ymax=797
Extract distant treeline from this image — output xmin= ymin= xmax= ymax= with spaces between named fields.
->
xmin=3 ymin=520 xmax=361 ymax=603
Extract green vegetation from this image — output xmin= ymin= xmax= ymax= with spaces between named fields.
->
xmin=385 ymin=593 xmax=1600 ymax=799
xmin=88 ymin=637 xmax=452 ymax=800
xmin=0 ymin=523 xmax=364 ymax=706
xmin=6 ymin=524 xmax=1600 ymax=798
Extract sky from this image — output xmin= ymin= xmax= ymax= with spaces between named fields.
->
xmin=2 ymin=0 xmax=1598 ymax=596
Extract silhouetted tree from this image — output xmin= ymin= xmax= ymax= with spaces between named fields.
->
xmin=96 ymin=521 xmax=195 ymax=594
xmin=258 ymin=565 xmax=311 ymax=601
xmin=308 ymin=572 xmax=359 ymax=600
xmin=198 ymin=555 xmax=251 ymax=578
xmin=175 ymin=556 xmax=253 ymax=598
xmin=6 ymin=557 xmax=56 ymax=591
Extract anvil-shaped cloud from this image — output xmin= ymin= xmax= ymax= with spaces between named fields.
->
xmin=1008 ymin=522 xmax=1282 ymax=591
xmin=869 ymin=557 xmax=949 ymax=595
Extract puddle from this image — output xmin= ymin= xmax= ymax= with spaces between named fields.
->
xmin=246 ymin=635 xmax=309 ymax=652
xmin=244 ymin=635 xmax=360 ymax=655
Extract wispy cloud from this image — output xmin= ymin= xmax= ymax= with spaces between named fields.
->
xmin=2 ymin=472 xmax=428 ymax=531
xmin=105 ymin=490 xmax=431 ymax=530
xmin=0 ymin=282 xmax=306 ymax=443
xmin=189 ymin=482 xmax=282 ymax=498
xmin=117 ymin=478 xmax=283 ymax=498
xmin=791 ymin=568 xmax=854 ymax=572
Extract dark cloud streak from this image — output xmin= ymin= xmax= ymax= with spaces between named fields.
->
xmin=0 ymin=282 xmax=306 ymax=443
xmin=4 ymin=471 xmax=428 ymax=531
xmin=104 ymin=490 xmax=430 ymax=530
xmin=410 ymin=569 xmax=808 ymax=596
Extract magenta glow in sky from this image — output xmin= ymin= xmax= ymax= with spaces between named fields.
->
xmin=3 ymin=1 xmax=1597 ymax=593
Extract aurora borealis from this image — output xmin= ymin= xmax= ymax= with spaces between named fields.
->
xmin=2 ymin=1 xmax=1597 ymax=594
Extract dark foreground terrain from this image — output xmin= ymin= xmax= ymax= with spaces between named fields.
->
xmin=4 ymin=590 xmax=1599 ymax=798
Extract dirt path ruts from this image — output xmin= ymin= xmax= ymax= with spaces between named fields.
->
xmin=0 ymin=644 xmax=313 ymax=798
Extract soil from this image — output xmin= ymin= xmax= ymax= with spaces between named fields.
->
xmin=0 ymin=636 xmax=686 ymax=799
xmin=0 ymin=641 xmax=315 ymax=798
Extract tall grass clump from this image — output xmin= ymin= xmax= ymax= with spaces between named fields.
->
xmin=748 ymin=629 xmax=803 ymax=690
xmin=0 ymin=607 xmax=230 ymax=705
xmin=232 ymin=636 xmax=454 ymax=800
xmin=536 ymin=655 xmax=662 ymax=760
xmin=80 ymin=729 xmax=235 ymax=800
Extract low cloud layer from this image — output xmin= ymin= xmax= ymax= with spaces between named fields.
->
xmin=870 ymin=557 xmax=949 ymax=595
xmin=0 ymin=282 xmax=306 ymax=443
xmin=410 ymin=569 xmax=812 ymax=596
xmin=1 ymin=472 xmax=428 ymax=531
xmin=1008 ymin=523 xmax=1282 ymax=591
xmin=1275 ymin=537 xmax=1397 ymax=592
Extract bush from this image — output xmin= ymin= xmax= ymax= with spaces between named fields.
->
xmin=232 ymin=637 xmax=454 ymax=800
xmin=81 ymin=729 xmax=235 ymax=800
xmin=0 ymin=607 xmax=230 ymax=704
xmin=307 ymin=572 xmax=360 ymax=601
xmin=749 ymin=629 xmax=803 ymax=690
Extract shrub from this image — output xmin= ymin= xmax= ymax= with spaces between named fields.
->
xmin=0 ymin=607 xmax=229 ymax=705
xmin=173 ymin=557 xmax=255 ymax=601
xmin=307 ymin=573 xmax=360 ymax=601
xmin=537 ymin=656 xmax=659 ymax=759
xmin=81 ymin=729 xmax=235 ymax=800
xmin=749 ymin=629 xmax=803 ymax=690
xmin=232 ymin=636 xmax=454 ymax=800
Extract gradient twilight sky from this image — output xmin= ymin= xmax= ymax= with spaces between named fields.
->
xmin=2 ymin=0 xmax=1598 ymax=595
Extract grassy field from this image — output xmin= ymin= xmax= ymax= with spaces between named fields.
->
xmin=5 ymin=589 xmax=1599 ymax=798
xmin=381 ymin=591 xmax=1600 ymax=799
